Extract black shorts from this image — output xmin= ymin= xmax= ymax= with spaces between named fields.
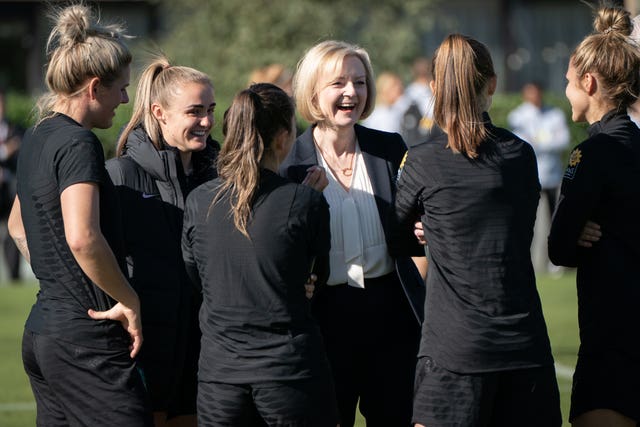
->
xmin=412 ymin=356 xmax=562 ymax=427
xmin=22 ymin=329 xmax=152 ymax=427
xmin=570 ymin=351 xmax=640 ymax=422
xmin=197 ymin=375 xmax=339 ymax=427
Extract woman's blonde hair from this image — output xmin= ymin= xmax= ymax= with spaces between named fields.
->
xmin=571 ymin=3 xmax=640 ymax=111
xmin=36 ymin=3 xmax=132 ymax=124
xmin=214 ymin=83 xmax=295 ymax=238
xmin=431 ymin=34 xmax=495 ymax=158
xmin=293 ymin=40 xmax=376 ymax=124
xmin=116 ymin=55 xmax=213 ymax=155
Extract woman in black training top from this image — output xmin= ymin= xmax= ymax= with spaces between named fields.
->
xmin=182 ymin=83 xmax=338 ymax=427
xmin=549 ymin=4 xmax=640 ymax=426
xmin=8 ymin=4 xmax=150 ymax=426
xmin=390 ymin=34 xmax=560 ymax=427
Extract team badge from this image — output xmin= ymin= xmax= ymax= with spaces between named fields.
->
xmin=396 ymin=151 xmax=409 ymax=182
xmin=564 ymin=148 xmax=582 ymax=180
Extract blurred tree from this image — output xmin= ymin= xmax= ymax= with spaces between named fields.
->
xmin=158 ymin=0 xmax=437 ymax=105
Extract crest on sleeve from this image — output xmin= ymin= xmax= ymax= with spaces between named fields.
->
xmin=564 ymin=148 xmax=582 ymax=180
xmin=396 ymin=151 xmax=409 ymax=182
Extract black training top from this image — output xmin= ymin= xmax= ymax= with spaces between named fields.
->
xmin=182 ymin=169 xmax=332 ymax=383
xmin=548 ymin=110 xmax=640 ymax=358
xmin=17 ymin=114 xmax=129 ymax=350
xmin=391 ymin=114 xmax=554 ymax=373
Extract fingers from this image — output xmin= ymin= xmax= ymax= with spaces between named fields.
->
xmin=578 ymin=220 xmax=602 ymax=247
xmin=89 ymin=304 xmax=143 ymax=359
xmin=302 ymin=166 xmax=328 ymax=192
xmin=304 ymin=283 xmax=315 ymax=300
xmin=414 ymin=221 xmax=427 ymax=245
xmin=87 ymin=307 xmax=111 ymax=320
xmin=129 ymin=331 xmax=143 ymax=359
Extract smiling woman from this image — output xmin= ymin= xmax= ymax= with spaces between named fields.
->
xmin=6 ymin=3 xmax=152 ymax=426
xmin=279 ymin=40 xmax=426 ymax=427
xmin=105 ymin=55 xmax=219 ymax=427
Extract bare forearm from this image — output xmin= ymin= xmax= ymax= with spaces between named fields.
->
xmin=7 ymin=195 xmax=30 ymax=263
xmin=13 ymin=236 xmax=30 ymax=264
xmin=70 ymin=234 xmax=139 ymax=309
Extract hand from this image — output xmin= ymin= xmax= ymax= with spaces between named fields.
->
xmin=88 ymin=302 xmax=143 ymax=359
xmin=305 ymin=273 xmax=317 ymax=300
xmin=577 ymin=220 xmax=601 ymax=248
xmin=302 ymin=166 xmax=328 ymax=192
xmin=414 ymin=221 xmax=427 ymax=245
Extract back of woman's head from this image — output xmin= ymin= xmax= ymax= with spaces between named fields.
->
xmin=432 ymin=34 xmax=495 ymax=158
xmin=215 ymin=83 xmax=295 ymax=238
xmin=37 ymin=3 xmax=131 ymax=123
xmin=116 ymin=55 xmax=212 ymax=155
xmin=294 ymin=40 xmax=376 ymax=123
xmin=572 ymin=4 xmax=640 ymax=111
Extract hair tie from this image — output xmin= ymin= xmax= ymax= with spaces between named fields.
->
xmin=603 ymin=26 xmax=614 ymax=34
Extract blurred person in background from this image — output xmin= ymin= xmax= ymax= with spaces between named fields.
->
xmin=508 ymin=81 xmax=570 ymax=221
xmin=362 ymin=71 xmax=427 ymax=147
xmin=0 ymin=87 xmax=23 ymax=282
xmin=248 ymin=63 xmax=294 ymax=96
xmin=107 ymin=55 xmax=219 ymax=427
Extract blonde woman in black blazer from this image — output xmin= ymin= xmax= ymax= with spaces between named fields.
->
xmin=280 ymin=39 xmax=425 ymax=427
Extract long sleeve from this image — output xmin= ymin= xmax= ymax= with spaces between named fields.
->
xmin=182 ymin=194 xmax=202 ymax=292
xmin=548 ymin=143 xmax=603 ymax=267
xmin=388 ymin=150 xmax=426 ymax=257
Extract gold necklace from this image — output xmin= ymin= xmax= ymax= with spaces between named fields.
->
xmin=313 ymin=135 xmax=355 ymax=177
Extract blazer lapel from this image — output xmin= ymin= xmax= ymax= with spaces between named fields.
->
xmin=355 ymin=125 xmax=392 ymax=224
xmin=280 ymin=126 xmax=318 ymax=183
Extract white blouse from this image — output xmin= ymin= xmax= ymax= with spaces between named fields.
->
xmin=316 ymin=142 xmax=394 ymax=288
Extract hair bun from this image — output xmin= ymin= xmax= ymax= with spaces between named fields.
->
xmin=594 ymin=6 xmax=632 ymax=37
xmin=55 ymin=5 xmax=92 ymax=46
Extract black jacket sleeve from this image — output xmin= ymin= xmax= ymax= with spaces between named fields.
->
xmin=388 ymin=149 xmax=426 ymax=257
xmin=548 ymin=142 xmax=603 ymax=267
xmin=182 ymin=192 xmax=202 ymax=292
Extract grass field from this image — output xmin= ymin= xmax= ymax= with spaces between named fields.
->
xmin=0 ymin=272 xmax=579 ymax=426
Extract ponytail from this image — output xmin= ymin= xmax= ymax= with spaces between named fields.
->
xmin=213 ymin=83 xmax=294 ymax=238
xmin=432 ymin=34 xmax=495 ymax=158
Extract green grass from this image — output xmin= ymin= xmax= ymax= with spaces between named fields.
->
xmin=0 ymin=282 xmax=38 ymax=427
xmin=0 ymin=273 xmax=578 ymax=426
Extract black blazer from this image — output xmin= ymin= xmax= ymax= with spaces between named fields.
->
xmin=279 ymin=123 xmax=426 ymax=324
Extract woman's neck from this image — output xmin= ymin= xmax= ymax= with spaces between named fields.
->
xmin=54 ymin=101 xmax=92 ymax=129
xmin=586 ymin=101 xmax=616 ymax=125
xmin=179 ymin=151 xmax=193 ymax=175
xmin=313 ymin=124 xmax=356 ymax=156
xmin=260 ymin=155 xmax=278 ymax=173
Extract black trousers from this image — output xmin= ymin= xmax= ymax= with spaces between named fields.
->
xmin=22 ymin=329 xmax=152 ymax=427
xmin=313 ymin=272 xmax=420 ymax=427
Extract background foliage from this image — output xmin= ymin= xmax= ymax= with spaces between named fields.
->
xmin=3 ymin=0 xmax=589 ymax=156
xmin=158 ymin=0 xmax=437 ymax=102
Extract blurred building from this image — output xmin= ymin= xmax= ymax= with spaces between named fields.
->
xmin=0 ymin=0 xmax=160 ymax=93
xmin=419 ymin=0 xmax=632 ymax=93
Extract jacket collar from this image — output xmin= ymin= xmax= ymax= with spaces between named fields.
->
xmin=122 ymin=126 xmax=178 ymax=182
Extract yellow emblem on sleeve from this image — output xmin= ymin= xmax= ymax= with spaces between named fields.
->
xmin=568 ymin=148 xmax=582 ymax=167
xmin=400 ymin=151 xmax=408 ymax=170
xmin=564 ymin=148 xmax=582 ymax=180
xmin=396 ymin=151 xmax=409 ymax=183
